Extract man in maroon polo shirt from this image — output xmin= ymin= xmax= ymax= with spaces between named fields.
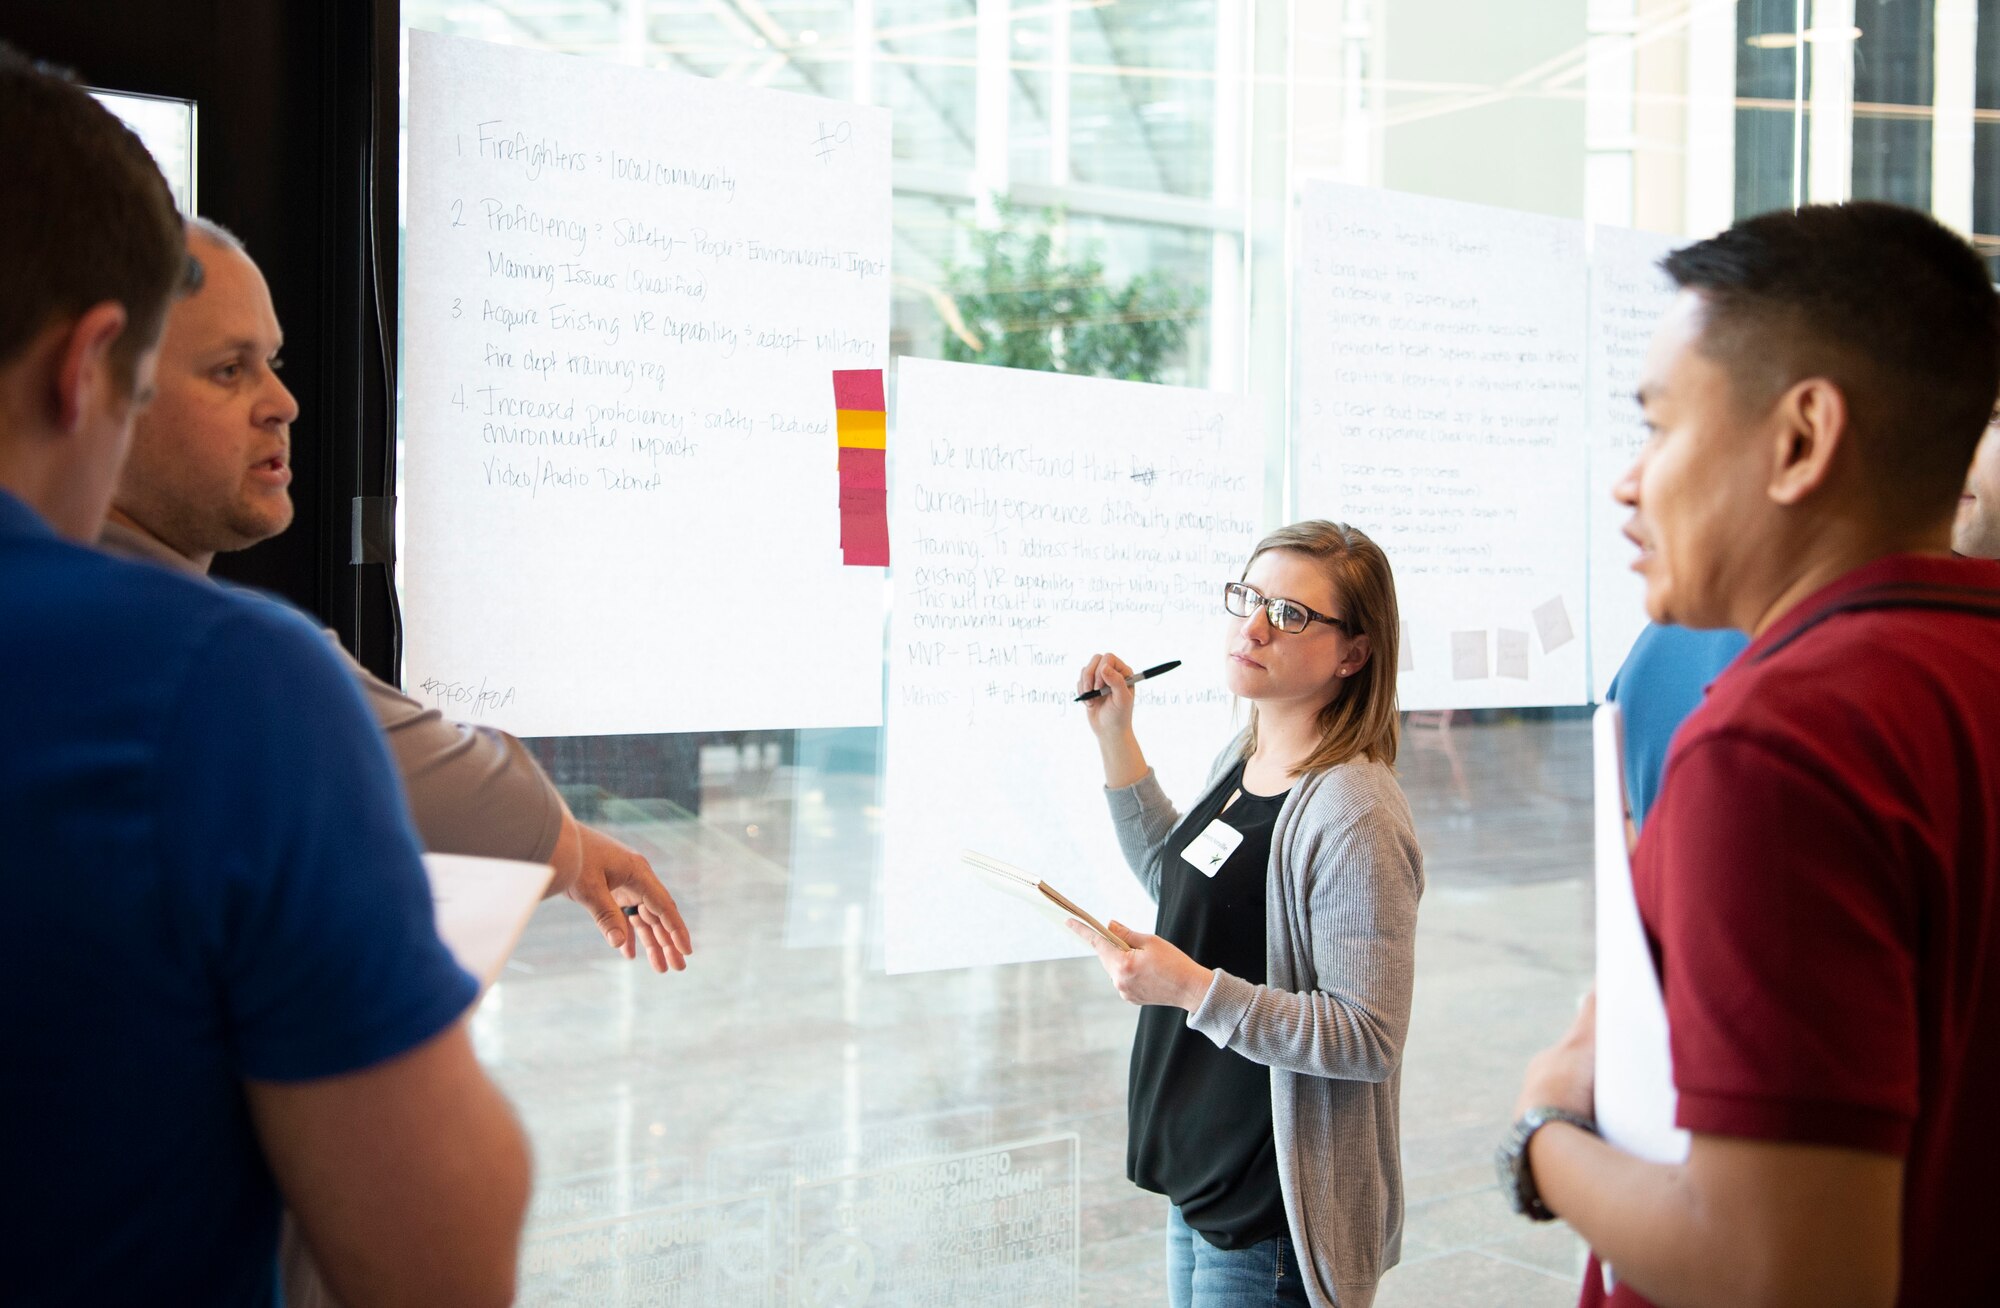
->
xmin=1502 ymin=202 xmax=2000 ymax=1308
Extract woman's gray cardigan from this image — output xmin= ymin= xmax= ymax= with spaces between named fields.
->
xmin=1105 ymin=736 xmax=1424 ymax=1308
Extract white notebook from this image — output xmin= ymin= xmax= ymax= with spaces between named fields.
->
xmin=962 ymin=850 xmax=1130 ymax=952
xmin=424 ymin=852 xmax=554 ymax=989
xmin=1593 ymin=704 xmax=1690 ymax=1164
xmin=1593 ymin=704 xmax=1690 ymax=1292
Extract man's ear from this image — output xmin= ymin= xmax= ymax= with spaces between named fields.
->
xmin=51 ymin=302 xmax=130 ymax=434
xmin=1765 ymin=377 xmax=1849 ymax=507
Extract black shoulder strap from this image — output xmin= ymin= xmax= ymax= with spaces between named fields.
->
xmin=1753 ymin=581 xmax=2000 ymax=663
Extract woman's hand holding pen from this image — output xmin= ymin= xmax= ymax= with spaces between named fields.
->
xmin=1078 ymin=652 xmax=1149 ymax=788
xmin=1068 ymin=919 xmax=1215 ymax=1013
xmin=1077 ymin=652 xmax=1137 ymax=733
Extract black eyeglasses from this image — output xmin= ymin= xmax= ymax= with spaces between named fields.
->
xmin=1223 ymin=582 xmax=1357 ymax=636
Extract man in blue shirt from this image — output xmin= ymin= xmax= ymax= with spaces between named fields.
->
xmin=0 ymin=48 xmax=530 ymax=1305
xmin=1606 ymin=623 xmax=1749 ymax=829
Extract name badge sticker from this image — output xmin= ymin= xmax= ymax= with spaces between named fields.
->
xmin=1181 ymin=819 xmax=1244 ymax=878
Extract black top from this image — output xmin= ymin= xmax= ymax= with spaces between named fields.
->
xmin=1127 ymin=758 xmax=1291 ymax=1249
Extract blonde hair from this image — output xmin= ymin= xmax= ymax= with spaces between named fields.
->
xmin=1239 ymin=520 xmax=1401 ymax=774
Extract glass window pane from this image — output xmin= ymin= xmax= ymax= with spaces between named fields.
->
xmin=1067 ymin=0 xmax=1218 ymax=198
xmin=1974 ymin=0 xmax=2000 ymax=277
xmin=92 ymin=89 xmax=196 ymax=214
xmin=1373 ymin=0 xmax=1585 ymax=219
xmin=1736 ymin=0 xmax=1802 ymax=216
xmin=875 ymin=0 xmax=977 ymax=169
xmin=1010 ymin=9 xmax=1054 ymax=183
xmin=1850 ymin=1 xmax=1932 ymax=209
xmin=383 ymin=6 xmax=1956 ymax=1304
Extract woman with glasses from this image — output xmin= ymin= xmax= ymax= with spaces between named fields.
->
xmin=1071 ymin=520 xmax=1422 ymax=1308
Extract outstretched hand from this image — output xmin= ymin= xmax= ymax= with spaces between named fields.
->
xmin=565 ymin=823 xmax=693 ymax=973
xmin=1068 ymin=918 xmax=1214 ymax=1012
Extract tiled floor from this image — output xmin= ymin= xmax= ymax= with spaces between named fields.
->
xmin=484 ymin=713 xmax=1594 ymax=1305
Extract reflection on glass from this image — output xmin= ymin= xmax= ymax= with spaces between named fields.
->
xmin=782 ymin=727 xmax=880 ymax=951
xmin=1847 ymin=0 xmax=1932 ymax=210
xmin=872 ymin=0 xmax=977 ymax=169
xmin=931 ymin=203 xmax=1210 ymax=385
xmin=482 ymin=713 xmax=1596 ymax=1305
xmin=1066 ymin=0 xmax=1218 ymax=198
xmin=92 ymin=89 xmax=196 ymax=214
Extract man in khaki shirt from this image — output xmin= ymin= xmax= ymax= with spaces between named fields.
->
xmin=103 ymin=216 xmax=690 ymax=973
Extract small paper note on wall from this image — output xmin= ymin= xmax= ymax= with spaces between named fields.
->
xmin=834 ymin=368 xmax=889 ymax=566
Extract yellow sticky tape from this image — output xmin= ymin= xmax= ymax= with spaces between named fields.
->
xmin=836 ymin=409 xmax=887 ymax=448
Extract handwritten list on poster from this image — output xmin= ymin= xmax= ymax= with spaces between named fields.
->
xmin=1294 ymin=181 xmax=1590 ymax=709
xmin=883 ymin=361 xmax=1259 ymax=974
xmin=1586 ymin=225 xmax=1682 ymax=699
xmin=402 ymin=31 xmax=890 ymax=737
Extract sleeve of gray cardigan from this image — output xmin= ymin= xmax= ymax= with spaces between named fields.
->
xmin=1186 ymin=767 xmax=1422 ymax=1082
xmin=341 ymin=646 xmax=567 ymax=864
xmin=1103 ymin=733 xmax=1250 ymax=902
xmin=1103 ymin=769 xmax=1182 ymax=902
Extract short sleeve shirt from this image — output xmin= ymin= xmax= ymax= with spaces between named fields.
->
xmin=1605 ymin=623 xmax=1749 ymax=828
xmin=0 ymin=491 xmax=479 ymax=1306
xmin=1580 ymin=554 xmax=2000 ymax=1308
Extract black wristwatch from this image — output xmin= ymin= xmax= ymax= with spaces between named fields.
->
xmin=1496 ymin=1107 xmax=1598 ymax=1221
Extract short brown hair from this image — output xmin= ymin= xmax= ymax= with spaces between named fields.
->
xmin=0 ymin=45 xmax=189 ymax=390
xmin=1240 ymin=520 xmax=1402 ymax=774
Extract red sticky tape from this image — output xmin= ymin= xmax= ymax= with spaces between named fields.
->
xmin=838 ymin=446 xmax=886 ymax=489
xmin=843 ymin=532 xmax=890 ymax=567
xmin=839 ymin=464 xmax=887 ymax=492
xmin=832 ymin=369 xmax=886 ymax=412
xmin=840 ymin=487 xmax=886 ymax=516
xmin=839 ymin=503 xmax=888 ymax=550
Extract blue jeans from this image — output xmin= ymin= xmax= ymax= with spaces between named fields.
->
xmin=1165 ymin=1203 xmax=1313 ymax=1308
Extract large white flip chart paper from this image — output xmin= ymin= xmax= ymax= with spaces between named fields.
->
xmin=1294 ymin=182 xmax=1589 ymax=710
xmin=1586 ymin=227 xmax=1682 ymax=700
xmin=883 ymin=360 xmax=1260 ymax=974
xmin=403 ymin=32 xmax=890 ymax=736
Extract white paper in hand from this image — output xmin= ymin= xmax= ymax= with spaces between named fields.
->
xmin=1592 ymin=705 xmax=1689 ymax=1292
xmin=1592 ymin=704 xmax=1689 ymax=1165
xmin=424 ymin=853 xmax=553 ymax=989
xmin=961 ymin=851 xmax=1129 ymax=952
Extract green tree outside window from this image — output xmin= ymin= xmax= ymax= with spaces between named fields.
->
xmin=935 ymin=208 xmax=1206 ymax=385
